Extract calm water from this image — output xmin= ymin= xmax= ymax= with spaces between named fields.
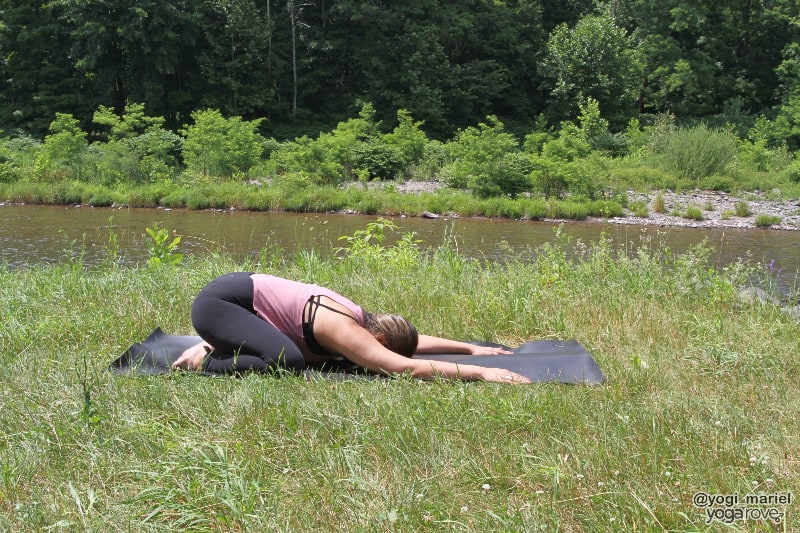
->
xmin=1 ymin=203 xmax=798 ymax=290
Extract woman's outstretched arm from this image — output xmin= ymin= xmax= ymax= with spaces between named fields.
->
xmin=317 ymin=316 xmax=529 ymax=383
xmin=415 ymin=334 xmax=513 ymax=355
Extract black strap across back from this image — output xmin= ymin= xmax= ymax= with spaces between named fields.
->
xmin=302 ymin=295 xmax=359 ymax=355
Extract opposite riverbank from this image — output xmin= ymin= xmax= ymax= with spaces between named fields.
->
xmin=3 ymin=178 xmax=800 ymax=231
xmin=388 ymin=180 xmax=800 ymax=230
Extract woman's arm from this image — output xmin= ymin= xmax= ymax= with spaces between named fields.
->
xmin=415 ymin=334 xmax=513 ymax=355
xmin=315 ymin=314 xmax=529 ymax=383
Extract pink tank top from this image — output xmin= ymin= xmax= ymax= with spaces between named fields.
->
xmin=250 ymin=274 xmax=365 ymax=357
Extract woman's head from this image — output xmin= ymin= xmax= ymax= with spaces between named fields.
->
xmin=364 ymin=313 xmax=418 ymax=357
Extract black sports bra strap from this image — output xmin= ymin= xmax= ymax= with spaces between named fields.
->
xmin=302 ymin=295 xmax=358 ymax=355
xmin=308 ymin=295 xmax=358 ymax=322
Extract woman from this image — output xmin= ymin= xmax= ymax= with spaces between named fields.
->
xmin=173 ymin=272 xmax=530 ymax=384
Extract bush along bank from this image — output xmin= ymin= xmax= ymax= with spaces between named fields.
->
xmin=0 ymin=101 xmax=799 ymax=225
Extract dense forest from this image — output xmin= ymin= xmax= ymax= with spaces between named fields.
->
xmin=1 ymin=0 xmax=800 ymax=216
xmin=1 ymin=0 xmax=799 ymax=142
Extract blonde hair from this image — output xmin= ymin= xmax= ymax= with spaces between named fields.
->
xmin=363 ymin=313 xmax=418 ymax=357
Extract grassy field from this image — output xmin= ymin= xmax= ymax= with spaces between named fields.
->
xmin=0 ymin=225 xmax=797 ymax=532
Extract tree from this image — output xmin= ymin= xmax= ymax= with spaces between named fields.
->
xmin=0 ymin=1 xmax=89 ymax=135
xmin=613 ymin=0 xmax=800 ymax=120
xmin=89 ymin=103 xmax=181 ymax=185
xmin=541 ymin=13 xmax=641 ymax=129
xmin=197 ymin=0 xmax=273 ymax=117
xmin=49 ymin=0 xmax=207 ymax=128
xmin=442 ymin=115 xmax=527 ymax=197
xmin=92 ymin=102 xmax=165 ymax=141
xmin=286 ymin=0 xmax=313 ymax=116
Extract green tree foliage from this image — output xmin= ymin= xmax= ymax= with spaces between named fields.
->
xmin=271 ymin=102 xmax=431 ymax=183
xmin=48 ymin=0 xmax=206 ymax=128
xmin=574 ymin=97 xmax=630 ymax=156
xmin=34 ymin=113 xmax=88 ymax=181
xmin=0 ymin=2 xmax=89 ymax=135
xmin=88 ymin=103 xmax=182 ymax=185
xmin=772 ymin=95 xmax=800 ymax=151
xmin=383 ymin=110 xmax=429 ymax=170
xmin=0 ymin=134 xmax=39 ymax=183
xmin=197 ymin=0 xmax=273 ymax=118
xmin=270 ymin=103 xmax=382 ymax=183
xmin=92 ymin=103 xmax=165 ymax=141
xmin=181 ymin=109 xmax=265 ymax=178
xmin=772 ymin=42 xmax=800 ymax=149
xmin=1 ymin=0 xmax=800 ymax=154
xmin=615 ymin=0 xmax=800 ymax=121
xmin=541 ymin=14 xmax=641 ymax=129
xmin=282 ymin=0 xmax=550 ymax=138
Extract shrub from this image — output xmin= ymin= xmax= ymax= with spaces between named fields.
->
xmin=442 ymin=115 xmax=520 ymax=192
xmin=182 ymin=109 xmax=264 ymax=178
xmin=470 ymin=152 xmax=533 ymax=199
xmin=606 ymin=165 xmax=672 ymax=190
xmin=34 ymin=113 xmax=88 ymax=181
xmin=541 ymin=125 xmax=591 ymax=162
xmin=697 ymin=174 xmax=736 ymax=192
xmin=629 ymin=200 xmax=649 ymax=218
xmin=563 ymin=159 xmax=601 ymax=200
xmin=409 ymin=141 xmax=448 ymax=181
xmin=351 ymin=140 xmax=404 ymax=180
xmin=734 ymin=200 xmax=752 ymax=217
xmin=684 ymin=205 xmax=704 ymax=221
xmin=529 ymin=156 xmax=568 ymax=199
xmin=782 ymin=161 xmax=800 ymax=183
xmin=651 ymin=123 xmax=738 ymax=181
xmin=383 ymin=109 xmax=429 ymax=169
xmin=522 ymin=114 xmax=554 ymax=154
xmin=653 ymin=193 xmax=666 ymax=213
xmin=0 ymin=161 xmax=17 ymax=183
xmin=754 ymin=214 xmax=782 ymax=227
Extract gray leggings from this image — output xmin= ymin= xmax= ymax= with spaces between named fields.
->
xmin=191 ymin=272 xmax=306 ymax=373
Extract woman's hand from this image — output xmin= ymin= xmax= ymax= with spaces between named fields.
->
xmin=479 ymin=367 xmax=531 ymax=384
xmin=468 ymin=345 xmax=514 ymax=356
xmin=172 ymin=342 xmax=212 ymax=371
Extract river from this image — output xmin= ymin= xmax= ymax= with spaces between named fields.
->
xmin=1 ymin=203 xmax=798 ymax=293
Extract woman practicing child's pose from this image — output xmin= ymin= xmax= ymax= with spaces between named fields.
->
xmin=173 ymin=272 xmax=530 ymax=384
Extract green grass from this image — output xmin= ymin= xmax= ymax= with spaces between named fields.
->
xmin=734 ymin=200 xmax=753 ymax=218
xmin=1 ymin=229 xmax=798 ymax=531
xmin=683 ymin=205 xmax=705 ymax=221
xmin=754 ymin=214 xmax=782 ymax=228
xmin=0 ymin=180 xmax=623 ymax=222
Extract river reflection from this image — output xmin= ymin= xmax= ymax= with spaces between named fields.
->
xmin=1 ymin=204 xmax=798 ymax=291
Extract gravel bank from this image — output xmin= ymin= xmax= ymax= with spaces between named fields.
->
xmin=391 ymin=181 xmax=800 ymax=231
xmin=611 ymin=190 xmax=800 ymax=231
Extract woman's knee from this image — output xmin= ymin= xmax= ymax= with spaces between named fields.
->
xmin=277 ymin=344 xmax=306 ymax=371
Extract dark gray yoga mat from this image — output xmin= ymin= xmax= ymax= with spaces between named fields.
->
xmin=110 ymin=328 xmax=605 ymax=385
